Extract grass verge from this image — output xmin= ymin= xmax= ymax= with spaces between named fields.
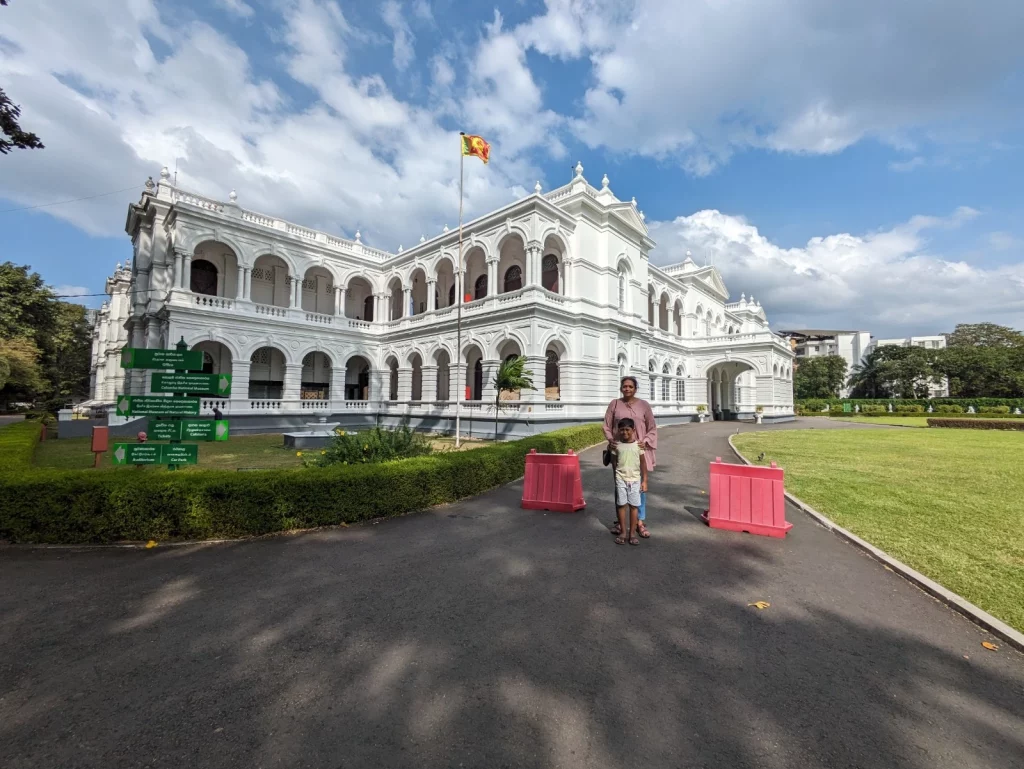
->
xmin=733 ymin=429 xmax=1024 ymax=633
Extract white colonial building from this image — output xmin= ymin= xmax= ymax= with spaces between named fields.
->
xmin=87 ymin=162 xmax=794 ymax=436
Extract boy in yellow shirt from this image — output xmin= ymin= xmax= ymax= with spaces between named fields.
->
xmin=613 ymin=418 xmax=648 ymax=546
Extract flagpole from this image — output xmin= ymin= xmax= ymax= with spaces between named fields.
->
xmin=455 ymin=133 xmax=465 ymax=448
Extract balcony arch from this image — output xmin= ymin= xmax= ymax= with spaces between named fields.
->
xmin=248 ymin=345 xmax=286 ymax=400
xmin=497 ymin=233 xmax=526 ymax=294
xmin=302 ymin=351 xmax=332 ymax=400
xmin=463 ymin=344 xmax=484 ymax=401
xmin=301 ymin=266 xmax=334 ymax=315
xmin=409 ymin=267 xmax=428 ymax=316
xmin=386 ymin=276 xmax=404 ymax=321
xmin=344 ymin=354 xmax=372 ymax=401
xmin=434 ymin=348 xmax=451 ymax=401
xmin=251 ymin=254 xmax=290 ymax=308
xmin=191 ymin=240 xmax=240 ymax=298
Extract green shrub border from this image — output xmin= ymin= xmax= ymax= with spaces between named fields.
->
xmin=0 ymin=423 xmax=606 ymax=545
xmin=837 ymin=412 xmax=1024 ymax=419
xmin=797 ymin=397 xmax=1024 ymax=410
xmin=926 ymin=418 xmax=1024 ymax=431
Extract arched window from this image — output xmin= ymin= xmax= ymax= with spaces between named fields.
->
xmin=661 ymin=364 xmax=671 ymax=401
xmin=190 ymin=259 xmax=218 ymax=296
xmin=676 ymin=366 xmax=685 ymax=400
xmin=648 ymin=360 xmax=656 ymax=400
xmin=503 ymin=265 xmax=523 ymax=292
xmin=473 ymin=359 xmax=483 ymax=400
xmin=542 ymin=254 xmax=559 ymax=292
xmin=618 ymin=272 xmax=626 ymax=310
xmin=545 ymin=350 xmax=560 ymax=400
xmin=448 ymin=284 xmax=455 ymax=307
xmin=388 ymin=361 xmax=399 ymax=401
xmin=363 ymin=295 xmax=374 ymax=322
xmin=474 ymin=274 xmax=488 ymax=300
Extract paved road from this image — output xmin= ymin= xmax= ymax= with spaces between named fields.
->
xmin=2 ymin=419 xmax=1022 ymax=769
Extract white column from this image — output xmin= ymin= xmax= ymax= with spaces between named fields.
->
xmin=334 ymin=287 xmax=345 ymax=316
xmin=231 ymin=359 xmax=251 ymax=407
xmin=403 ymin=287 xmax=412 ymax=318
xmin=397 ymin=367 xmax=413 ymax=402
xmin=283 ymin=363 xmax=303 ymax=402
xmin=173 ymin=249 xmax=184 ymax=288
xmin=243 ymin=267 xmax=251 ymax=300
xmin=236 ymin=265 xmax=245 ymax=300
xmin=330 ymin=366 xmax=345 ymax=404
xmin=421 ymin=365 xmax=438 ymax=403
xmin=183 ymin=254 xmax=193 ymax=292
xmin=292 ymin=277 xmax=301 ymax=309
xmin=487 ymin=259 xmax=498 ymax=295
xmin=524 ymin=246 xmax=535 ymax=287
xmin=426 ymin=280 xmax=437 ymax=312
xmin=375 ymin=294 xmax=384 ymax=323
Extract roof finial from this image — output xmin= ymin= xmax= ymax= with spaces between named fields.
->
xmin=160 ymin=166 xmax=170 ymax=180
xmin=534 ymin=180 xmax=542 ymax=194
xmin=601 ymin=173 xmax=610 ymax=189
xmin=115 ymin=262 xmax=122 ymax=272
xmin=398 ymin=245 xmax=404 ymax=254
xmin=639 ymin=210 xmax=645 ymax=221
xmin=443 ymin=224 xmax=450 ymax=233
xmin=355 ymin=230 xmax=361 ymax=243
xmin=574 ymin=160 xmax=583 ymax=177
xmin=228 ymin=188 xmax=238 ymax=203
xmin=631 ymin=196 xmax=637 ymax=207
xmin=741 ymin=292 xmax=746 ymax=303
xmin=144 ymin=176 xmax=155 ymax=192
xmin=420 ymin=235 xmax=426 ymax=243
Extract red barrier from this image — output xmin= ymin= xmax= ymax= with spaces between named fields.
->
xmin=701 ymin=457 xmax=792 ymax=538
xmin=521 ymin=449 xmax=586 ymax=512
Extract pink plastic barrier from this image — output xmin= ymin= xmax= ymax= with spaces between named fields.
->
xmin=701 ymin=457 xmax=792 ymax=538
xmin=521 ymin=449 xmax=586 ymax=513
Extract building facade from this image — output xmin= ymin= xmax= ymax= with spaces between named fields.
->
xmin=781 ymin=329 xmax=872 ymax=398
xmin=87 ymin=163 xmax=794 ymax=435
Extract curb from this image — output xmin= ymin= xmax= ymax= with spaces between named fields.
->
xmin=727 ymin=434 xmax=1024 ymax=654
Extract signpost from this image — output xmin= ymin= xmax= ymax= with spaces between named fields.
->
xmin=151 ymin=373 xmax=231 ymax=395
xmin=148 ymin=419 xmax=229 ymax=441
xmin=115 ymin=338 xmax=229 ymax=469
xmin=121 ymin=348 xmax=204 ymax=370
xmin=115 ymin=395 xmax=201 ymax=417
xmin=112 ymin=443 xmax=199 ymax=465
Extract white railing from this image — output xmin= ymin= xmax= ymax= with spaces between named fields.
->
xmin=545 ymin=184 xmax=574 ymax=202
xmin=241 ymin=211 xmax=275 ymax=228
xmin=347 ymin=319 xmax=371 ymax=330
xmin=200 ymin=398 xmax=229 ymax=412
xmin=255 ymin=304 xmax=288 ymax=317
xmin=544 ymin=403 xmax=565 ymax=411
xmin=172 ymin=190 xmax=224 ymax=213
xmin=304 ymin=312 xmax=332 ymax=324
xmin=287 ymin=223 xmax=318 ymax=241
xmin=300 ymin=400 xmax=329 ymax=410
xmin=344 ymin=401 xmax=370 ymax=410
xmin=195 ymin=295 xmax=232 ymax=310
xmin=249 ymin=400 xmax=282 ymax=410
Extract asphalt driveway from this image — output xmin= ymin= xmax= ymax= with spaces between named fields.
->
xmin=1 ymin=418 xmax=1022 ymax=769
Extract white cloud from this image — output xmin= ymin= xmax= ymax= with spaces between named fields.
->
xmin=648 ymin=208 xmax=1024 ymax=336
xmin=411 ymin=0 xmax=433 ymax=23
xmin=381 ymin=1 xmax=415 ymax=71
xmin=0 ymin=0 xmax=543 ymax=248
xmin=518 ymin=0 xmax=1024 ymax=171
xmin=52 ymin=285 xmax=93 ymax=298
xmin=989 ymin=232 xmax=1023 ymax=252
xmin=215 ymin=0 xmax=255 ymax=20
xmin=889 ymin=156 xmax=927 ymax=173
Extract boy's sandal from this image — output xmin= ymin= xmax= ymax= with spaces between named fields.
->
xmin=614 ymin=536 xmax=627 ymax=545
xmin=637 ymin=523 xmax=650 ymax=538
xmin=610 ymin=521 xmax=622 ymax=535
xmin=629 ymin=537 xmax=640 ymax=546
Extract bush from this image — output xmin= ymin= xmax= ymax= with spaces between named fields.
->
xmin=306 ymin=425 xmax=433 ymax=467
xmin=894 ymin=405 xmax=925 ymax=414
xmin=936 ymin=405 xmax=964 ymax=413
xmin=802 ymin=399 xmax=829 ymax=413
xmin=861 ymin=405 xmax=887 ymax=414
xmin=979 ymin=405 xmax=1011 ymax=414
xmin=0 ymin=423 xmax=606 ymax=544
xmin=927 ymin=418 xmax=1024 ymax=431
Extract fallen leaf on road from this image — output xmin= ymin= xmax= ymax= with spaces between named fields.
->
xmin=145 ymin=540 xmax=157 ymax=549
xmin=982 ymin=642 xmax=999 ymax=651
xmin=748 ymin=601 xmax=770 ymax=610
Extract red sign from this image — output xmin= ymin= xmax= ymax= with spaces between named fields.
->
xmin=91 ymin=426 xmax=109 ymax=453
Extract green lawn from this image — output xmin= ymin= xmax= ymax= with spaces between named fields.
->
xmin=828 ymin=416 xmax=931 ymax=427
xmin=34 ymin=432 xmax=491 ymax=472
xmin=733 ymin=429 xmax=1024 ymax=633
xmin=34 ymin=433 xmax=305 ymax=471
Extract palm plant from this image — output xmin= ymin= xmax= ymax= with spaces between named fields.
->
xmin=493 ymin=355 xmax=535 ymax=439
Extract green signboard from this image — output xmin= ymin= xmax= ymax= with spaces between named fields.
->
xmin=121 ymin=348 xmax=204 ymax=371
xmin=112 ymin=443 xmax=199 ymax=465
xmin=148 ymin=419 xmax=229 ymax=441
xmin=151 ymin=373 xmax=232 ymax=395
xmin=115 ymin=395 xmax=200 ymax=417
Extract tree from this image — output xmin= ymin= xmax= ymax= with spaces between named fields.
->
xmin=794 ymin=355 xmax=847 ymax=399
xmin=44 ymin=302 xmax=93 ymax=408
xmin=848 ymin=345 xmax=937 ymax=399
xmin=0 ymin=336 xmax=46 ymax=406
xmin=935 ymin=323 xmax=1024 ymax=398
xmin=492 ymin=356 xmax=535 ymax=439
xmin=0 ymin=262 xmax=57 ymax=345
xmin=0 ymin=2 xmax=44 ymax=156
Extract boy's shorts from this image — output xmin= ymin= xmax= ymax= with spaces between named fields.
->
xmin=615 ymin=478 xmax=642 ymax=508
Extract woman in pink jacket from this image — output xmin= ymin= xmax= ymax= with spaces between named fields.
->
xmin=603 ymin=376 xmax=658 ymax=537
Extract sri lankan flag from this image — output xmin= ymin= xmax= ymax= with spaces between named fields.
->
xmin=461 ymin=133 xmax=490 ymax=164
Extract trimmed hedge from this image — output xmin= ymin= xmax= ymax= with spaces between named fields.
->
xmin=798 ymin=397 xmax=1024 ymax=410
xmin=0 ymin=423 xmax=606 ymax=544
xmin=849 ymin=411 xmax=1024 ymax=419
xmin=927 ymin=418 xmax=1024 ymax=431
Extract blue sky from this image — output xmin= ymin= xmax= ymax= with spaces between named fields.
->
xmin=2 ymin=0 xmax=1023 ymax=336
